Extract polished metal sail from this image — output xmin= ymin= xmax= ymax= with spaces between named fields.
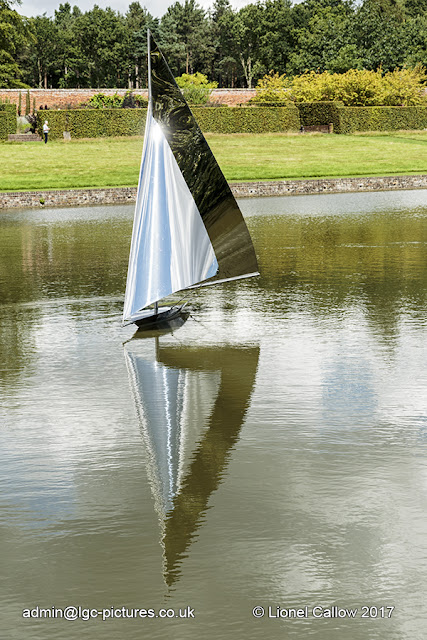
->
xmin=123 ymin=32 xmax=259 ymax=324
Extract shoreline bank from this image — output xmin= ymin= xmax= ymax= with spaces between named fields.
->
xmin=1 ymin=175 xmax=426 ymax=209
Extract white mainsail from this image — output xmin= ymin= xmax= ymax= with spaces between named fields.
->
xmin=123 ymin=106 xmax=218 ymax=323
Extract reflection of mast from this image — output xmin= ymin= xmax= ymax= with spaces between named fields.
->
xmin=125 ymin=340 xmax=259 ymax=588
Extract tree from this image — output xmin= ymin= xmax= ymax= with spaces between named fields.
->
xmin=73 ymin=6 xmax=128 ymax=87
xmin=232 ymin=4 xmax=265 ymax=88
xmin=160 ymin=0 xmax=214 ymax=76
xmin=8 ymin=0 xmax=427 ymax=90
xmin=53 ymin=3 xmax=86 ymax=88
xmin=0 ymin=0 xmax=31 ymax=87
xmin=213 ymin=3 xmax=264 ymax=88
xmin=400 ymin=14 xmax=427 ymax=67
xmin=124 ymin=3 xmax=159 ymax=89
xmin=287 ymin=0 xmax=357 ymax=74
xmin=258 ymin=0 xmax=295 ymax=74
xmin=351 ymin=0 xmax=407 ymax=70
xmin=25 ymin=15 xmax=59 ymax=89
xmin=404 ymin=0 xmax=427 ymax=17
xmin=211 ymin=0 xmax=239 ymax=86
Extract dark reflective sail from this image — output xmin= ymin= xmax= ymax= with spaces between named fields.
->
xmin=125 ymin=339 xmax=259 ymax=587
xmin=149 ymin=33 xmax=259 ymax=284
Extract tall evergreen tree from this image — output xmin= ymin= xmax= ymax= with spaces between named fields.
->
xmin=124 ymin=3 xmax=158 ymax=89
xmin=54 ymin=4 xmax=85 ymax=88
xmin=211 ymin=0 xmax=238 ymax=86
xmin=160 ymin=0 xmax=214 ymax=76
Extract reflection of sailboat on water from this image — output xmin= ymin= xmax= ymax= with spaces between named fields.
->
xmin=125 ymin=338 xmax=259 ymax=586
xmin=122 ymin=32 xmax=258 ymax=329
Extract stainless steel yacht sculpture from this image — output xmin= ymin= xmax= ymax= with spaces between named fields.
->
xmin=123 ymin=32 xmax=259 ymax=328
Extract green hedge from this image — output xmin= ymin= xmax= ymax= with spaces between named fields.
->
xmin=35 ymin=104 xmax=427 ymax=139
xmin=192 ymin=105 xmax=300 ymax=133
xmin=68 ymin=109 xmax=147 ymax=137
xmin=36 ymin=111 xmax=67 ymax=139
xmin=0 ymin=109 xmax=16 ymax=138
xmin=295 ymin=101 xmax=427 ymax=133
xmin=37 ymin=109 xmax=147 ymax=139
xmin=296 ymin=101 xmax=343 ymax=131
xmin=0 ymin=103 xmax=17 ymax=115
xmin=0 ymin=103 xmax=17 ymax=136
xmin=247 ymin=101 xmax=295 ymax=107
xmin=335 ymin=106 xmax=427 ymax=134
xmin=0 ymin=113 xmax=10 ymax=139
xmin=37 ymin=105 xmax=301 ymax=138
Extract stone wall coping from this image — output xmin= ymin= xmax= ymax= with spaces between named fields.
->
xmin=0 ymin=175 xmax=426 ymax=210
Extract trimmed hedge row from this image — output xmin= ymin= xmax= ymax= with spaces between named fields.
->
xmin=192 ymin=105 xmax=300 ymax=133
xmin=37 ymin=109 xmax=147 ymax=139
xmin=35 ymin=104 xmax=427 ymax=139
xmin=0 ymin=103 xmax=17 ymax=136
xmin=335 ymin=106 xmax=427 ymax=134
xmin=68 ymin=109 xmax=146 ymax=137
xmin=0 ymin=103 xmax=17 ymax=115
xmin=37 ymin=111 xmax=67 ymax=139
xmin=37 ymin=106 xmax=301 ymax=138
xmin=297 ymin=102 xmax=343 ymax=131
xmin=297 ymin=101 xmax=427 ymax=134
xmin=0 ymin=111 xmax=16 ymax=138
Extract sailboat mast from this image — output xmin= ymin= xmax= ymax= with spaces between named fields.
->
xmin=147 ymin=30 xmax=152 ymax=111
xmin=148 ymin=29 xmax=157 ymax=320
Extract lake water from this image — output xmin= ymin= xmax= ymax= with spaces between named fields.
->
xmin=1 ymin=190 xmax=427 ymax=640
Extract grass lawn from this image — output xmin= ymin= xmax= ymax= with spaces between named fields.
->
xmin=0 ymin=130 xmax=426 ymax=192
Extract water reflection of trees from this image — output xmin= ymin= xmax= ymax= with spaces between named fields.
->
xmin=2 ymin=203 xmax=426 ymax=383
xmin=0 ymin=310 xmax=39 ymax=387
xmin=0 ymin=219 xmax=132 ymax=305
xmin=0 ymin=214 xmax=132 ymax=386
xmin=251 ymin=210 xmax=427 ymax=337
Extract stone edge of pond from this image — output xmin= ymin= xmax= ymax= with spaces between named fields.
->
xmin=1 ymin=175 xmax=426 ymax=209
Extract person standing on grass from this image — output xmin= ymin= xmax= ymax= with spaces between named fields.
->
xmin=43 ymin=120 xmax=50 ymax=144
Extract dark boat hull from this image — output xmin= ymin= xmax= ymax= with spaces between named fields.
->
xmin=133 ymin=304 xmax=187 ymax=329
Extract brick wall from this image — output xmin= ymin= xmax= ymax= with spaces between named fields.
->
xmin=211 ymin=89 xmax=256 ymax=105
xmin=0 ymin=88 xmax=256 ymax=111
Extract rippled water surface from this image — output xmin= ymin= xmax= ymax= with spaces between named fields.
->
xmin=1 ymin=190 xmax=427 ymax=640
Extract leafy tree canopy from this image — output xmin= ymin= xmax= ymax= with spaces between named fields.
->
xmin=0 ymin=0 xmax=32 ymax=87
xmin=10 ymin=0 xmax=427 ymax=91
